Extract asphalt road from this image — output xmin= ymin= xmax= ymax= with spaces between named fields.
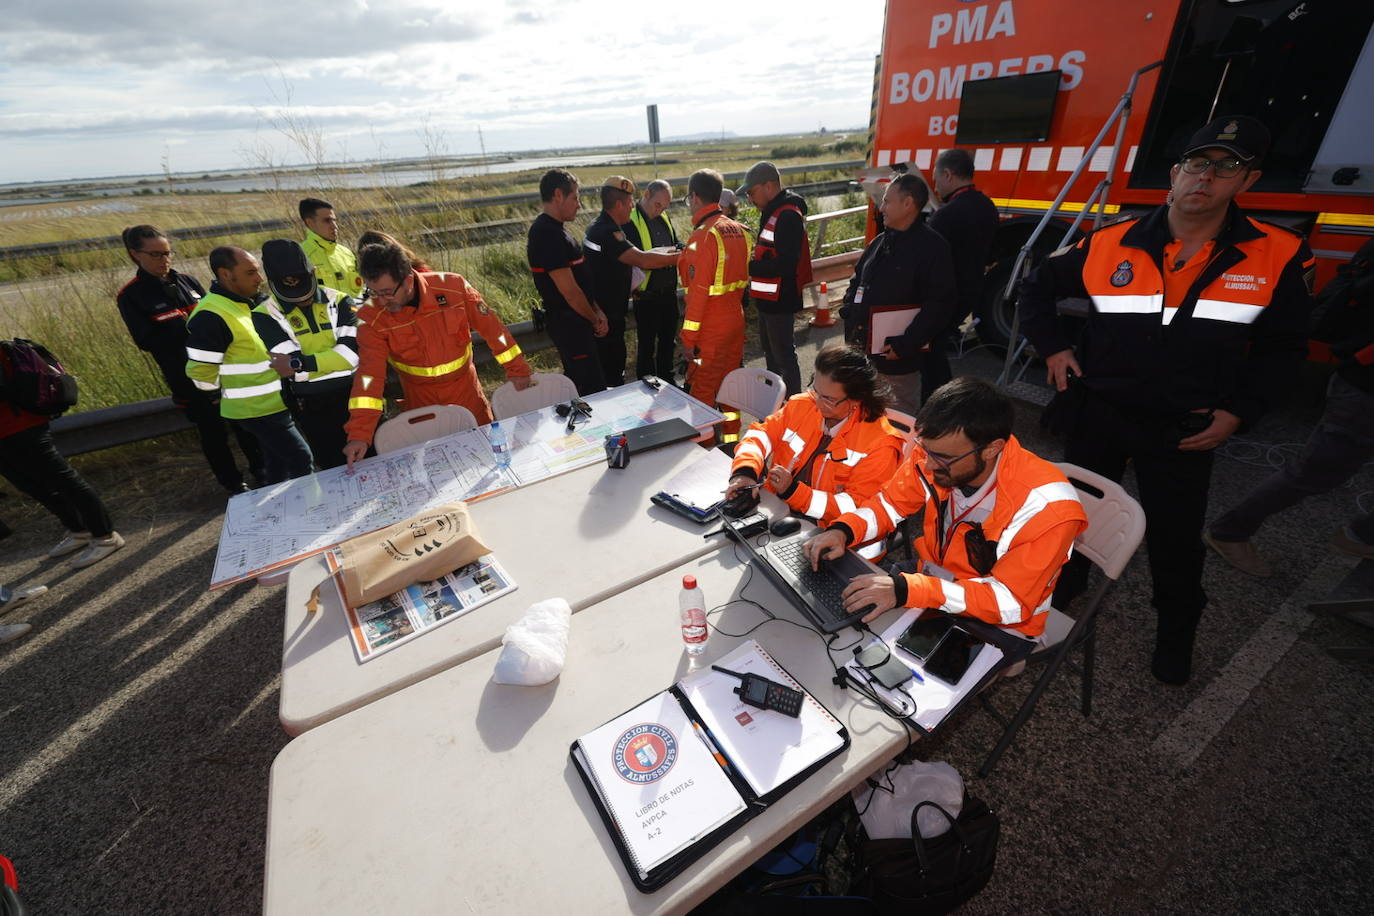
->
xmin=1 ymin=322 xmax=1370 ymax=914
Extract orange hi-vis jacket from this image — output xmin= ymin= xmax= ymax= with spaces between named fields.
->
xmin=732 ymin=394 xmax=904 ymax=559
xmin=345 ymin=271 xmax=531 ymax=443
xmin=828 ymin=436 xmax=1087 ymax=637
xmin=679 ymin=204 xmax=751 ymax=435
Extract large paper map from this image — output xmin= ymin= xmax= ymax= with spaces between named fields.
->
xmin=210 ymin=381 xmax=721 ymax=586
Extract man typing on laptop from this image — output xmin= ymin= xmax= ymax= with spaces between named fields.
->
xmin=803 ymin=377 xmax=1087 ymax=637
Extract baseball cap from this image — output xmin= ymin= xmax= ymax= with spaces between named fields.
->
xmin=261 ymin=239 xmax=317 ymax=304
xmin=736 ymin=160 xmax=781 ymax=197
xmin=602 ymin=175 xmax=636 ymax=196
xmin=1181 ymin=115 xmax=1271 ymax=163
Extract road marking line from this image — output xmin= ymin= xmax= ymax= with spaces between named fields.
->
xmin=1152 ymin=554 xmax=1357 ymax=770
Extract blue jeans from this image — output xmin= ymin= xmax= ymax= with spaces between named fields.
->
xmin=232 ymin=411 xmax=314 ymax=484
xmin=1211 ymin=374 xmax=1374 ymax=543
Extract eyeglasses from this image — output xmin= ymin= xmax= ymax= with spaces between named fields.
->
xmin=136 ymin=249 xmax=173 ymax=259
xmin=807 ymin=381 xmax=849 ymax=409
xmin=365 ymin=279 xmax=406 ymax=299
xmin=919 ymin=440 xmax=981 ymax=470
xmin=1179 ymin=155 xmax=1246 ymax=178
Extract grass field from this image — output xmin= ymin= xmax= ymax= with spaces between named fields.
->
xmin=0 ymin=133 xmax=869 ymax=413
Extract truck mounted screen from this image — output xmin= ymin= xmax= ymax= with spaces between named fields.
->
xmin=955 ymin=70 xmax=1061 ymax=145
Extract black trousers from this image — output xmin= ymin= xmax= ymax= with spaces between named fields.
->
xmin=546 ymin=307 xmax=607 ymax=396
xmin=182 ymin=389 xmax=263 ymax=487
xmin=1056 ymin=392 xmax=1213 ymax=642
xmin=290 ymin=389 xmax=351 ymax=471
xmin=0 ymin=423 xmax=114 ymax=537
xmin=594 ymin=305 xmax=629 ymax=388
xmin=633 ymin=291 xmax=679 ymax=381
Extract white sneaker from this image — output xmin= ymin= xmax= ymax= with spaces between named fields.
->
xmin=0 ymin=622 xmax=32 ymax=644
xmin=47 ymin=531 xmax=92 ymax=558
xmin=70 ymin=532 xmax=125 ymax=569
xmin=0 ymin=584 xmax=47 ymax=617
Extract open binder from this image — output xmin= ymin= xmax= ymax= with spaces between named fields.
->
xmin=570 ymin=640 xmax=849 ymax=892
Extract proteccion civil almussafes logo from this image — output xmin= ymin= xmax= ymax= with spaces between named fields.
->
xmin=611 ymin=722 xmax=679 ymax=784
xmin=1110 ymin=260 xmax=1134 ymax=287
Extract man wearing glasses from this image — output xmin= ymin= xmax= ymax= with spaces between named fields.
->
xmin=342 ymin=240 xmax=531 ymax=468
xmin=117 ymin=225 xmax=262 ymax=493
xmin=804 ymin=376 xmax=1086 ymax=638
xmin=1018 ymin=115 xmax=1314 ymax=685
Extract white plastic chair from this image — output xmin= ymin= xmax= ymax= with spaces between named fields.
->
xmin=716 ymin=367 xmax=786 ymax=426
xmin=490 ymin=373 xmax=579 ymax=421
xmin=883 ymin=407 xmax=919 ymax=458
xmin=374 ymin=405 xmax=477 ymax=454
xmin=977 ymin=462 xmax=1146 ymax=775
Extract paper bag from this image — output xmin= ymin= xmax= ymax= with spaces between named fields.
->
xmin=336 ymin=502 xmax=488 ymax=607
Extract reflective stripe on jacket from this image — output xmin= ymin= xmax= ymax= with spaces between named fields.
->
xmin=302 ymin=229 xmax=364 ymax=298
xmin=185 ymin=292 xmax=286 ymax=419
xmin=252 ymin=287 xmax=359 ymax=397
xmin=732 ymin=394 xmax=904 ymax=559
xmin=749 ymin=203 xmax=813 ymax=301
xmin=829 ymin=436 xmax=1087 ymax=637
xmin=627 ymin=205 xmax=678 ymax=293
xmin=345 ymin=271 xmax=531 ymax=442
xmin=677 ymin=206 xmax=750 ymax=349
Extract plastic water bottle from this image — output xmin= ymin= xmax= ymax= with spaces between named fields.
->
xmin=680 ymin=575 xmax=708 ymax=656
xmin=489 ymin=421 xmax=511 ymax=469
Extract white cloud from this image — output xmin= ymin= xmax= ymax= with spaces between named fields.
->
xmin=0 ymin=0 xmax=885 ymax=182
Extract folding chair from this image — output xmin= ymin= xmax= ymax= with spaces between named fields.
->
xmin=710 ymin=367 xmax=786 ymax=451
xmin=489 ymin=372 xmax=579 ymax=420
xmin=882 ymin=407 xmax=918 ymax=459
xmin=880 ymin=408 xmax=921 ymax=567
xmin=374 ymin=404 xmax=477 ymax=454
xmin=976 ymin=462 xmax=1145 ymax=776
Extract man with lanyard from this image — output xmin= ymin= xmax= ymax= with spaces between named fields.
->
xmin=1019 ymin=115 xmax=1314 ymax=684
xmin=924 ymin=149 xmax=999 ymax=400
xmin=582 ymin=176 xmax=680 ymax=386
xmin=299 ymin=197 xmax=364 ymax=298
xmin=740 ymin=161 xmax=809 ymax=396
xmin=253 ymin=240 xmax=360 ymax=470
xmin=621 ymin=179 xmax=682 ymax=382
xmin=116 ymin=224 xmax=261 ymax=493
xmin=185 ymin=246 xmax=314 ymax=484
xmin=804 ymin=377 xmax=1086 ymax=638
xmin=677 ymin=169 xmax=751 ymax=441
xmin=343 ymin=241 xmax=532 ymax=467
xmin=526 ymin=169 xmax=609 ymax=395
xmin=840 ymin=173 xmax=958 ymax=416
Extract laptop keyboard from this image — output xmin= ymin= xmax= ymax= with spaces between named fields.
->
xmin=767 ymin=540 xmax=850 ymax=621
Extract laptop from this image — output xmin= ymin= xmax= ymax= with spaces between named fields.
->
xmin=722 ymin=514 xmax=880 ymax=634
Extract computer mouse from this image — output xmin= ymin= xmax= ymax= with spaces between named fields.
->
xmin=769 ymin=516 xmax=803 ymax=538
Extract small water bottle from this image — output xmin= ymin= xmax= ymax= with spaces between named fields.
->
xmin=679 ymin=575 xmax=708 ymax=656
xmin=488 ymin=420 xmax=511 ymax=469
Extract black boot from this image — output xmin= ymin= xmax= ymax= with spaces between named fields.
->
xmin=1152 ymin=609 xmax=1201 ymax=685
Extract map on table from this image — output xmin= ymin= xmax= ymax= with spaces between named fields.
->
xmin=209 ymin=381 xmax=721 ymax=587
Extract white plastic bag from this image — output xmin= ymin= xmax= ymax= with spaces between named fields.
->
xmin=492 ymin=598 xmax=572 ymax=686
xmin=852 ymin=760 xmax=964 ymax=840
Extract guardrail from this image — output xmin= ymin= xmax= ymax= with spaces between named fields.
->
xmin=48 ymin=200 xmax=869 ymax=457
xmin=1 ymin=160 xmax=864 ymax=262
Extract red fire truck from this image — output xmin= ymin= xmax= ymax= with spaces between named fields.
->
xmin=868 ymin=0 xmax=1374 ymax=347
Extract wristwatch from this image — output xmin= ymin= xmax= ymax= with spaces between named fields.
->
xmin=288 ymin=355 xmax=304 ymax=372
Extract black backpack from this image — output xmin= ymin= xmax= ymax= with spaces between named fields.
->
xmin=0 ymin=338 xmax=80 ymax=418
xmin=1311 ymin=237 xmax=1374 ymax=350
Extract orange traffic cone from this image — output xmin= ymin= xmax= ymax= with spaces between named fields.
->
xmin=809 ymin=282 xmax=835 ymax=328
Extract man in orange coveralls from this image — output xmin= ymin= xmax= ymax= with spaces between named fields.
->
xmin=342 ymin=240 xmax=531 ymax=467
xmin=678 ymin=168 xmax=750 ymax=440
xmin=804 ymin=376 xmax=1087 ymax=638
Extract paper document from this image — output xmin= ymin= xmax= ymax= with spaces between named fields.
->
xmin=678 ymin=640 xmax=844 ymax=797
xmin=574 ymin=691 xmax=746 ymax=878
xmin=845 ymin=609 xmax=1003 ymax=731
xmin=654 ymin=447 xmax=734 ymax=518
xmin=866 ymin=304 xmax=928 ymax=355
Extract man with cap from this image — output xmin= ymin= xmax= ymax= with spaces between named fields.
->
xmin=740 ymin=161 xmax=812 ymax=396
xmin=583 ymin=176 xmax=680 ymax=386
xmin=621 ymin=179 xmax=683 ymax=382
xmin=1019 ymin=115 xmax=1314 ymax=685
xmin=186 ymin=246 xmax=315 ymax=484
xmin=253 ymin=239 xmax=361 ymax=470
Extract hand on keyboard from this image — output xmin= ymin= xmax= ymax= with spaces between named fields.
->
xmin=803 ymin=529 xmax=848 ymax=571
xmin=841 ymin=573 xmax=898 ymax=623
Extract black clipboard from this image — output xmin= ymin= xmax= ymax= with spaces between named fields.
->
xmin=569 ymin=652 xmax=850 ymax=893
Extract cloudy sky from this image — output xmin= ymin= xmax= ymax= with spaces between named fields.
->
xmin=0 ymin=0 xmax=887 ymax=184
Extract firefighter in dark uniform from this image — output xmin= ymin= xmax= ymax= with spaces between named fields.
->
xmin=253 ymin=240 xmax=360 ymax=470
xmin=116 ymin=225 xmax=261 ymax=493
xmin=1019 ymin=116 xmax=1315 ymax=685
xmin=527 ymin=169 xmax=609 ymax=395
